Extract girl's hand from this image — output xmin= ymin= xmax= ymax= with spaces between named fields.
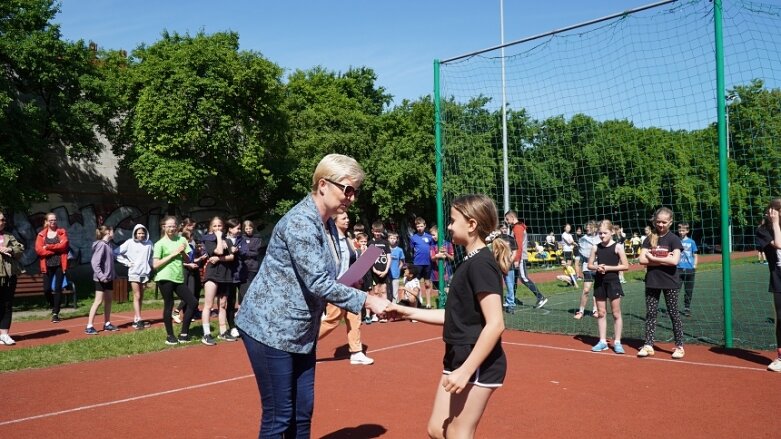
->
xmin=769 ymin=208 xmax=780 ymax=225
xmin=208 ymin=256 xmax=220 ymax=265
xmin=442 ymin=368 xmax=470 ymax=394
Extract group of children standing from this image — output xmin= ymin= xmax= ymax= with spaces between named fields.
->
xmin=78 ymin=216 xmax=263 ymax=346
xmin=566 ymin=209 xmax=700 ymax=359
xmin=348 ymin=217 xmax=454 ymax=323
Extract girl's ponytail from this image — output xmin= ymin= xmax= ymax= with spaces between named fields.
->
xmin=491 ymin=238 xmax=512 ymax=275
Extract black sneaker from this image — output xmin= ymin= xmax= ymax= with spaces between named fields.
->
xmin=164 ymin=335 xmax=179 ymax=345
xmin=535 ymin=297 xmax=549 ymax=309
xmin=682 ymin=309 xmax=692 ymax=317
xmin=201 ymin=334 xmax=217 ymax=346
xmin=132 ymin=321 xmax=145 ymax=330
xmin=218 ymin=331 xmax=237 ymax=342
xmin=178 ymin=334 xmax=191 ymax=343
xmin=85 ymin=327 xmax=98 ymax=335
xmin=103 ymin=323 xmax=119 ymax=332
xmin=51 ymin=314 xmax=61 ymax=323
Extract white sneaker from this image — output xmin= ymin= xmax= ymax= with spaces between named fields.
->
xmin=0 ymin=333 xmax=15 ymax=345
xmin=350 ymin=352 xmax=375 ymax=365
xmin=230 ymin=327 xmax=240 ymax=338
xmin=371 ymin=315 xmax=379 ymax=322
xmin=172 ymin=312 xmax=182 ymax=324
xmin=768 ymin=358 xmax=781 ymax=372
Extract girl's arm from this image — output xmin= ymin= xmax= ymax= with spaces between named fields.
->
xmin=387 ymin=302 xmax=444 ymax=325
xmin=443 ymin=292 xmax=505 ymax=394
xmin=645 ymin=249 xmax=681 ymax=266
xmin=612 ymin=244 xmax=630 ymax=272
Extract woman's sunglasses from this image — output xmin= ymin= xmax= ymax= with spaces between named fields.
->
xmin=325 ymin=179 xmax=360 ymax=198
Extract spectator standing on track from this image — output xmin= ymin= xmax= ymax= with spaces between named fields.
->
xmin=504 ymin=211 xmax=548 ymax=308
xmin=368 ymin=221 xmax=391 ymax=319
xmin=756 ymin=199 xmax=781 ymax=372
xmin=174 ymin=218 xmax=204 ymax=322
xmin=677 ymin=222 xmax=699 ymax=317
xmin=561 ymin=223 xmax=575 ymax=267
xmin=225 ymin=218 xmax=247 ymax=338
xmin=388 ymin=231 xmax=405 ymax=303
xmin=637 ymin=207 xmax=685 ymax=360
xmin=0 ymin=211 xmax=24 ymax=345
xmin=574 ymin=221 xmax=600 ymax=319
xmin=319 ymin=212 xmax=374 ymax=365
xmin=240 ymin=220 xmax=263 ymax=306
xmin=588 ymin=220 xmax=629 ymax=354
xmin=116 ymin=224 xmax=154 ymax=329
xmin=35 ymin=212 xmax=69 ymax=323
xmin=410 ymin=217 xmax=435 ymax=308
xmin=200 ymin=217 xmax=237 ymax=345
xmin=176 ymin=229 xmax=206 ymax=322
xmin=153 ymin=216 xmax=198 ymax=346
xmin=389 ymin=194 xmax=508 ymax=439
xmin=234 ymin=154 xmax=389 ymax=438
xmin=496 ymin=223 xmax=518 ymax=313
xmin=85 ymin=226 xmax=118 ymax=335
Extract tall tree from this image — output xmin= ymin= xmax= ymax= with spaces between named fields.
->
xmin=281 ymin=66 xmax=391 ymax=217
xmin=0 ymin=0 xmax=116 ymax=209
xmin=111 ymin=31 xmax=287 ymax=213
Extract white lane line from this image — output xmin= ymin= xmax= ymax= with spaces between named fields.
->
xmin=502 ymin=341 xmax=768 ymax=372
xmin=0 ymin=375 xmax=253 ymax=427
xmin=0 ymin=336 xmax=441 ymax=427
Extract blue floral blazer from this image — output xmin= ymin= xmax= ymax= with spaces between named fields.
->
xmin=235 ymin=195 xmax=367 ymax=354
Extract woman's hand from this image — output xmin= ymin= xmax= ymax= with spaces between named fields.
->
xmin=364 ymin=294 xmax=390 ymax=315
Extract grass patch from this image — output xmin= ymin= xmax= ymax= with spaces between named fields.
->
xmin=0 ymin=325 xmax=202 ymax=373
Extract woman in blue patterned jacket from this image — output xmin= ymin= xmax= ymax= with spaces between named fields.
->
xmin=235 ymin=153 xmax=390 ymax=439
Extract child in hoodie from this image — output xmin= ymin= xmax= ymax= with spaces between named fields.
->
xmin=117 ymin=224 xmax=154 ymax=329
xmin=85 ymin=226 xmax=118 ymax=335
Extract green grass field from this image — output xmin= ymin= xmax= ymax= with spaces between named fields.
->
xmin=506 ymin=258 xmax=776 ymax=351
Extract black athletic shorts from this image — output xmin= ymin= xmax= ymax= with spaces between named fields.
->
xmin=443 ymin=342 xmax=506 ymax=387
xmin=594 ymin=280 xmax=624 ymax=300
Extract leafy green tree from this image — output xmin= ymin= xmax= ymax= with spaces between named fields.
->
xmin=371 ymin=97 xmax=437 ymax=220
xmin=281 ymin=66 xmax=391 ymax=217
xmin=111 ymin=31 xmax=287 ymax=213
xmin=0 ymin=0 xmax=116 ymax=209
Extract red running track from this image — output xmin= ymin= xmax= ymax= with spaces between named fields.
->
xmin=1 ymin=311 xmax=780 ymax=438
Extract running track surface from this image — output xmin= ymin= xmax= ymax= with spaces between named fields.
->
xmin=1 ymin=308 xmax=780 ymax=438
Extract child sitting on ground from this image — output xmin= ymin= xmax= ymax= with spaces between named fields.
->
xmin=556 ymin=260 xmax=579 ymax=288
xmin=398 ymin=266 xmax=420 ymax=308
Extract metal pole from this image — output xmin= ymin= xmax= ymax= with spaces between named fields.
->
xmin=500 ymin=0 xmax=510 ymax=215
xmin=434 ymin=59 xmax=446 ymax=308
xmin=714 ymin=0 xmax=733 ymax=347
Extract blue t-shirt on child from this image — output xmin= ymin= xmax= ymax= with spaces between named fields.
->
xmin=678 ymin=236 xmax=698 ymax=270
xmin=410 ymin=232 xmax=434 ymax=266
xmin=390 ymin=246 xmax=405 ymax=279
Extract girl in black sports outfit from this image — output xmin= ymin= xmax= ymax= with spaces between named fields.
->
xmin=638 ymin=207 xmax=685 ymax=359
xmin=587 ymin=220 xmax=629 ymax=354
xmin=388 ymin=194 xmax=509 ymax=439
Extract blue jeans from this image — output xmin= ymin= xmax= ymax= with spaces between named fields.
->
xmin=504 ymin=268 xmax=516 ymax=309
xmin=239 ymin=329 xmax=316 ymax=439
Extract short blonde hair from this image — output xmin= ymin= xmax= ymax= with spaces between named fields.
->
xmin=311 ymin=154 xmax=365 ymax=193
